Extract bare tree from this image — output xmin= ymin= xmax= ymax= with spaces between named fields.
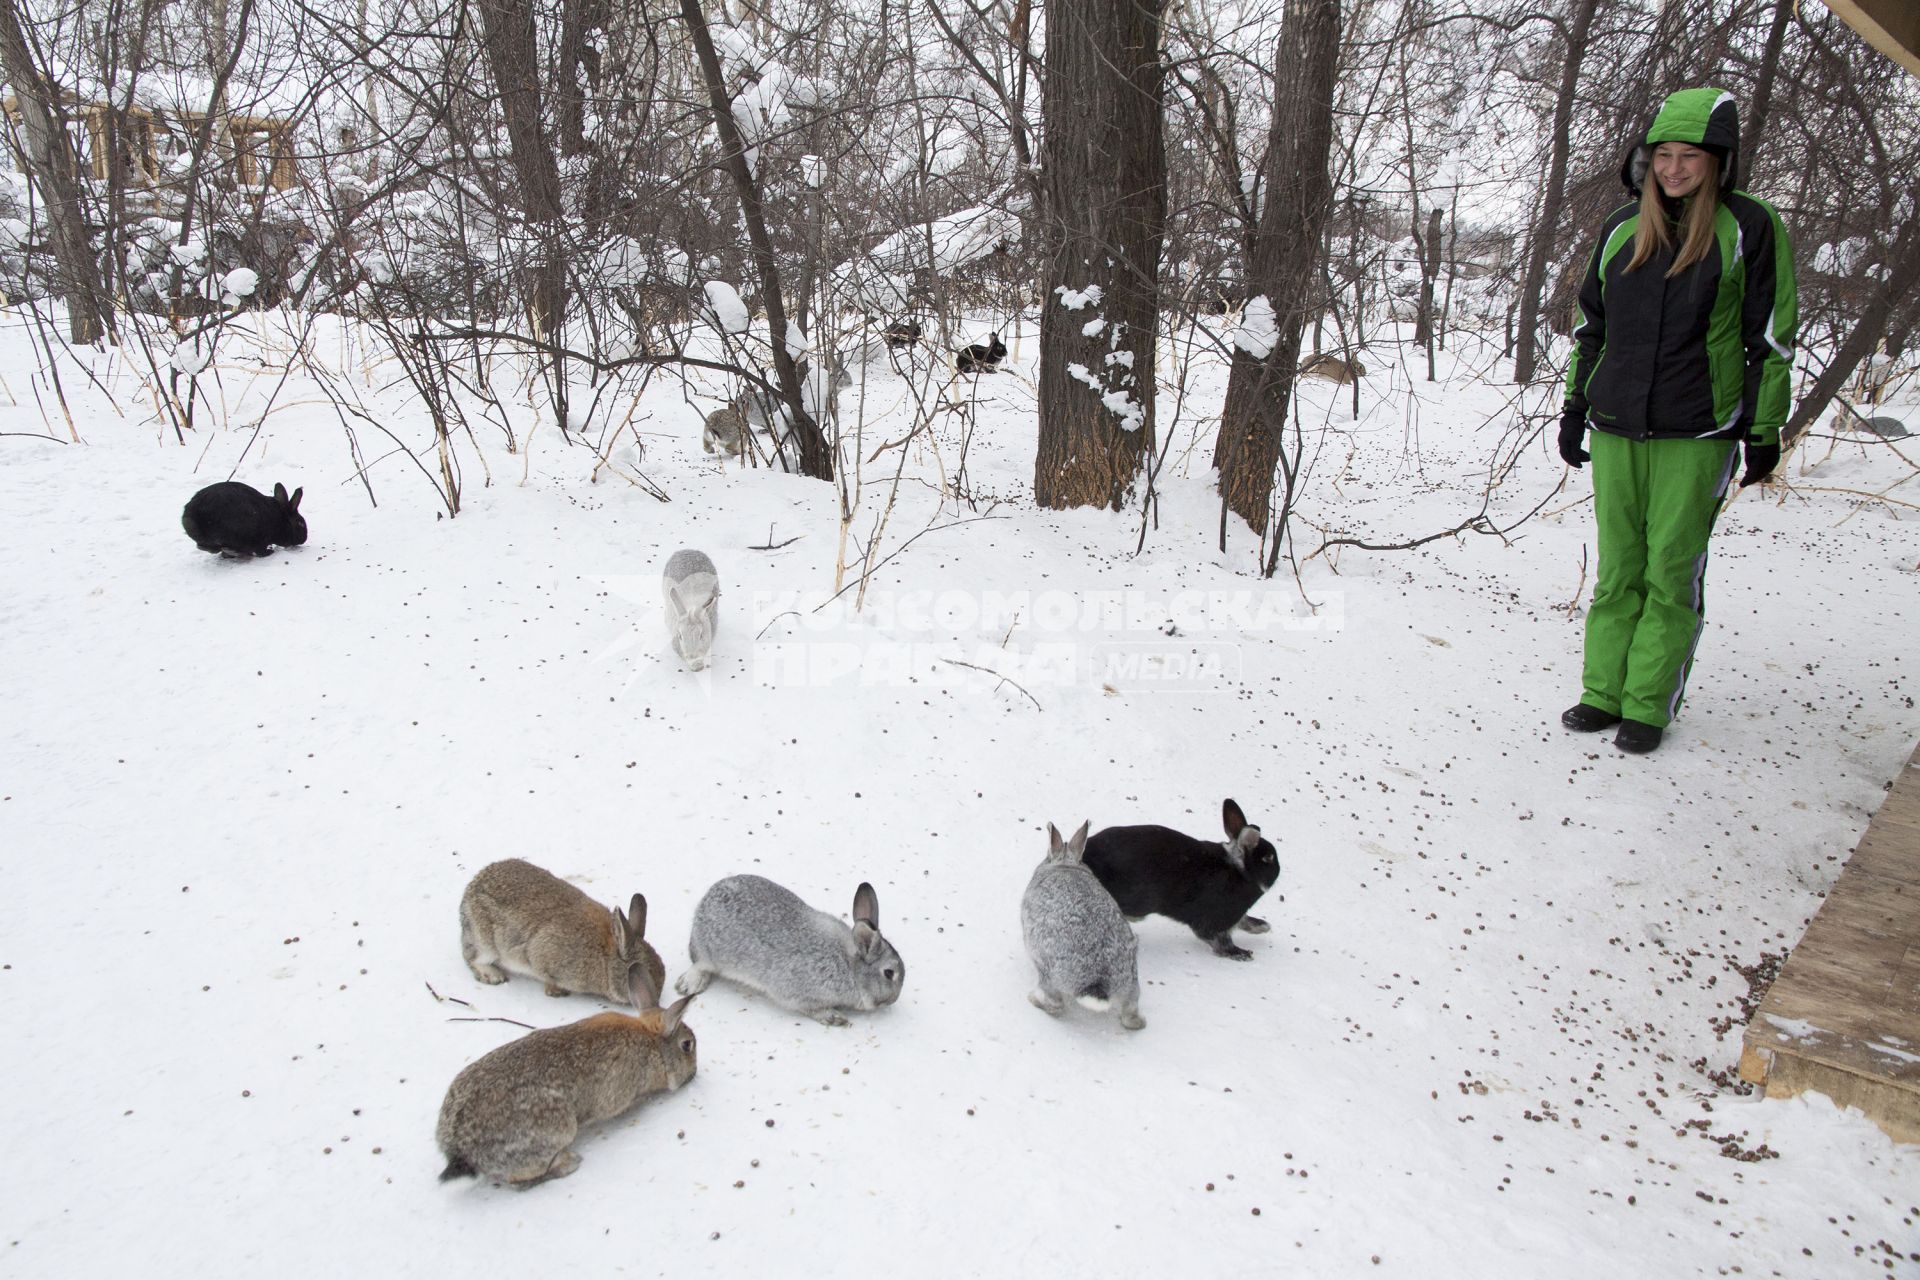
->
xmin=1033 ymin=0 xmax=1167 ymax=510
xmin=0 ymin=0 xmax=108 ymax=342
xmin=1212 ymin=0 xmax=1340 ymax=560
xmin=1510 ymin=0 xmax=1599 ymax=387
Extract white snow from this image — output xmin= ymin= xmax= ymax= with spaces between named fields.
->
xmin=170 ymin=338 xmax=212 ymax=375
xmin=1055 ymin=283 xmax=1105 ymax=311
xmin=2 ymin=306 xmax=1917 ymax=1280
xmin=1235 ymin=294 xmax=1279 ymax=359
xmin=222 ymin=267 xmax=260 ymax=299
xmin=704 ymin=281 xmax=752 ymax=335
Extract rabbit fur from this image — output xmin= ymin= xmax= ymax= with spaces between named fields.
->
xmin=1021 ymin=821 xmax=1144 ymax=1029
xmin=676 ymin=875 xmax=904 ymax=1025
xmin=181 ymin=481 xmax=306 ymax=558
xmin=662 ymin=548 xmax=720 ymax=671
xmin=955 ymin=332 xmax=1006 ymax=374
xmin=436 ymin=963 xmax=697 ymax=1186
xmin=458 ymin=858 xmax=665 ymax=1003
xmin=701 ymin=404 xmax=747 ymax=457
xmin=1081 ymin=799 xmax=1280 ymax=961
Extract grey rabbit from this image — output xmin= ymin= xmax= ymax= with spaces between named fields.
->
xmin=1022 ymin=821 xmax=1144 ymax=1029
xmin=436 ymin=962 xmax=696 ymax=1186
xmin=676 ymin=875 xmax=904 ymax=1025
xmin=458 ymin=858 xmax=665 ymax=1003
xmin=701 ymin=404 xmax=746 ymax=457
xmin=662 ymin=548 xmax=719 ymax=671
xmin=181 ymin=481 xmax=306 ymax=557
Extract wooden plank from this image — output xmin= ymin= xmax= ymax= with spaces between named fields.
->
xmin=1824 ymin=0 xmax=1920 ymax=78
xmin=1741 ymin=743 xmax=1920 ymax=1143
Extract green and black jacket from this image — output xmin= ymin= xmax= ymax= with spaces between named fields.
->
xmin=1565 ymin=88 xmax=1798 ymax=448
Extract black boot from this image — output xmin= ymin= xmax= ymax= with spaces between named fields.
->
xmin=1614 ymin=719 xmax=1663 ymax=754
xmin=1561 ymin=702 xmax=1622 ymax=732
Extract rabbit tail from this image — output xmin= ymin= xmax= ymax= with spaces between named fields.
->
xmin=1075 ymin=981 xmax=1112 ymax=1012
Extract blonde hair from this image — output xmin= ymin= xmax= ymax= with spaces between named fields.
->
xmin=1626 ymin=151 xmax=1721 ymax=276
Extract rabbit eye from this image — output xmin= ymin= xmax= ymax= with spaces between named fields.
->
xmin=681 ymin=1037 xmax=694 ymax=1054
xmin=884 ymin=969 xmax=896 ymax=981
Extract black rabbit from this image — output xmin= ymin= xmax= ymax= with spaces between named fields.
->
xmin=182 ymin=481 xmax=307 ymax=558
xmin=882 ymin=319 xmax=921 ymax=349
xmin=955 ymin=332 xmax=1006 ymax=374
xmin=1080 ymin=799 xmax=1281 ymax=960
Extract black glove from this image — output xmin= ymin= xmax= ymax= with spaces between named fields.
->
xmin=1740 ymin=442 xmax=1780 ymax=487
xmin=1557 ymin=404 xmax=1590 ymax=468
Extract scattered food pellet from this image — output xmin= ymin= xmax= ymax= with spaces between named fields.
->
xmin=764 ymin=1119 xmax=774 ymax=1128
xmin=1252 ymin=1208 xmax=1261 ymax=1216
xmin=733 ymin=1180 xmax=744 ymax=1189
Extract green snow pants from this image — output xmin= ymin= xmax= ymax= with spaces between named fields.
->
xmin=1580 ymin=433 xmax=1740 ymax=728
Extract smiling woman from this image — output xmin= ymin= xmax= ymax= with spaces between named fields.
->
xmin=1554 ymin=87 xmax=1799 ymax=756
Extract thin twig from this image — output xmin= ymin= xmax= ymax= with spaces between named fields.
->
xmin=940 ymin=658 xmax=1043 ymax=711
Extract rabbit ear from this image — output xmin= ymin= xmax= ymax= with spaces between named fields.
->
xmin=274 ymin=483 xmax=289 ymax=503
xmin=659 ymin=992 xmax=694 ymax=1035
xmin=1047 ymin=823 xmax=1065 ymax=855
xmin=853 ymin=921 xmax=886 ymax=960
xmin=1223 ymin=799 xmax=1248 ymax=839
xmin=667 ymin=583 xmax=689 ymax=616
xmin=852 ymin=881 xmax=879 ymax=930
xmin=626 ymin=961 xmax=662 ymax=1013
xmin=1068 ymin=821 xmax=1090 ymax=858
xmin=288 ymin=487 xmax=303 ymax=511
xmin=626 ymin=893 xmax=648 ymax=943
xmin=1235 ymin=825 xmax=1262 ymax=853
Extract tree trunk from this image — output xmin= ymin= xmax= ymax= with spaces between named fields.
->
xmin=0 ymin=0 xmax=107 ymax=343
xmin=1511 ymin=0 xmax=1600 ymax=386
xmin=1415 ymin=204 xmax=1442 ymax=380
xmin=1212 ymin=0 xmax=1340 ymax=543
xmin=1745 ymin=0 xmax=1793 ymax=156
xmin=1033 ymin=0 xmax=1166 ymax=510
xmin=477 ymin=0 xmax=568 ymax=342
xmin=679 ymin=0 xmax=831 ymax=479
xmin=1783 ymin=184 xmax=1920 ymax=448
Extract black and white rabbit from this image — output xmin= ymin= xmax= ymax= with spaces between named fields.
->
xmin=181 ymin=481 xmax=307 ymax=557
xmin=676 ymin=875 xmax=904 ymax=1025
xmin=955 ymin=332 xmax=1006 ymax=374
xmin=1081 ymin=799 xmax=1280 ymax=960
xmin=882 ymin=319 xmax=921 ymax=349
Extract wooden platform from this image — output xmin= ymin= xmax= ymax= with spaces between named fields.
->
xmin=1739 ymin=742 xmax=1920 ymax=1144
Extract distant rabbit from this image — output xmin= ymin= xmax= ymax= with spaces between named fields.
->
xmin=1081 ymin=799 xmax=1281 ymax=961
xmin=181 ymin=481 xmax=306 ymax=557
xmin=882 ymin=319 xmax=921 ymax=349
xmin=436 ymin=962 xmax=697 ymax=1186
xmin=458 ymin=858 xmax=665 ymax=1003
xmin=701 ymin=404 xmax=746 ymax=457
xmin=1022 ymin=821 xmax=1144 ymax=1030
xmin=676 ymin=875 xmax=904 ymax=1025
xmin=956 ymin=332 xmax=1007 ymax=374
xmin=662 ymin=548 xmax=719 ymax=671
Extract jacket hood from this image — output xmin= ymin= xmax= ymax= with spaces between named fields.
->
xmin=1620 ymin=87 xmax=1740 ymax=200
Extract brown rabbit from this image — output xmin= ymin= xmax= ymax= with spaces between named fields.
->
xmin=458 ymin=859 xmax=665 ymax=1003
xmin=437 ymin=963 xmax=697 ymax=1186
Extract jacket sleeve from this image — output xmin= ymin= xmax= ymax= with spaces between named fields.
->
xmin=1564 ymin=232 xmax=1608 ymax=414
xmin=1739 ymin=196 xmax=1797 ymax=447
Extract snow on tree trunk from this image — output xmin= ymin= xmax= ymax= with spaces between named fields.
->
xmin=1033 ymin=0 xmax=1165 ymax=511
xmin=1213 ymin=0 xmax=1340 ymax=547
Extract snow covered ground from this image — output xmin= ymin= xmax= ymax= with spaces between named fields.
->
xmin=2 ymin=308 xmax=1916 ymax=1279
